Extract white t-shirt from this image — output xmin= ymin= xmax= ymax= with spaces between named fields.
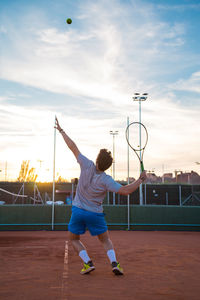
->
xmin=72 ymin=153 xmax=122 ymax=213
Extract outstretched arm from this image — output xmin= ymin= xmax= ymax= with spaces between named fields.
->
xmin=118 ymin=171 xmax=147 ymax=196
xmin=55 ymin=117 xmax=80 ymax=159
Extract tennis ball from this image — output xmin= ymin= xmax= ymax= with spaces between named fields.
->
xmin=66 ymin=18 xmax=72 ymax=24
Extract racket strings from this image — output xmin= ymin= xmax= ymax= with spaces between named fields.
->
xmin=126 ymin=122 xmax=148 ymax=151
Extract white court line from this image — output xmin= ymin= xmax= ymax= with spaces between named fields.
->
xmin=61 ymin=241 xmax=68 ymax=300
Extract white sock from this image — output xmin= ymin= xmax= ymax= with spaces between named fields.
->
xmin=107 ymin=249 xmax=117 ymax=263
xmin=79 ymin=250 xmax=91 ymax=263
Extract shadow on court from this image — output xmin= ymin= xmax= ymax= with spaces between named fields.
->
xmin=0 ymin=231 xmax=200 ymax=300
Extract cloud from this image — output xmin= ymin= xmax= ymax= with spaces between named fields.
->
xmin=0 ymin=96 xmax=9 ymax=102
xmin=157 ymin=4 xmax=200 ymax=11
xmin=0 ymin=0 xmax=188 ymax=104
xmin=0 ymin=28 xmax=123 ymax=104
xmin=0 ymin=101 xmax=56 ymax=143
xmin=170 ymin=72 xmax=200 ymax=94
xmin=0 ymin=0 xmax=200 ymax=179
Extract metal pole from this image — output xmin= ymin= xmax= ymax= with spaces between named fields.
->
xmin=179 ymin=185 xmax=182 ymax=206
xmin=113 ymin=134 xmax=115 ymax=179
xmin=139 ymin=100 xmax=143 ymax=205
xmin=52 ymin=116 xmax=56 ymax=231
xmin=34 ymin=183 xmax=36 ymax=205
xmin=117 ymin=193 xmax=120 ymax=205
xmin=132 ymin=93 xmax=148 ymax=205
xmin=22 ymin=183 xmax=24 ymax=204
xmin=109 ymin=131 xmax=118 ymax=179
xmin=110 ymin=130 xmax=118 ymax=206
xmin=166 ymin=192 xmax=168 ymax=205
xmin=113 ymin=134 xmax=115 ymax=205
xmin=107 ymin=191 xmax=110 ymax=205
xmin=71 ymin=183 xmax=74 ymax=201
xmin=127 ymin=117 xmax=130 ymax=230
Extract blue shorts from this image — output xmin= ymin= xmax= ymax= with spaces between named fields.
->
xmin=68 ymin=206 xmax=107 ymax=236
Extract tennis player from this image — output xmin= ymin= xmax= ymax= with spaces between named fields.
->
xmin=55 ymin=118 xmax=147 ymax=276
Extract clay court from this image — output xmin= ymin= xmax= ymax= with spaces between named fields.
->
xmin=0 ymin=230 xmax=200 ymax=300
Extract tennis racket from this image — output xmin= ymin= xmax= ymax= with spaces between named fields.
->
xmin=126 ymin=121 xmax=148 ymax=172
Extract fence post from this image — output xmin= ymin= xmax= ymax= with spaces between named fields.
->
xmin=107 ymin=191 xmax=110 ymax=205
xmin=179 ymin=185 xmax=182 ymax=206
xmin=113 ymin=192 xmax=115 ymax=205
xmin=71 ymin=183 xmax=74 ymax=201
xmin=166 ymin=192 xmax=168 ymax=205
xmin=118 ymin=193 xmax=120 ymax=205
xmin=144 ymin=184 xmax=147 ymax=205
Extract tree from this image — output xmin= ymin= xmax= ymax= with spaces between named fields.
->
xmin=18 ymin=160 xmax=38 ymax=182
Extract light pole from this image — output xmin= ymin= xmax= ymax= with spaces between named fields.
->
xmin=109 ymin=130 xmax=118 ymax=180
xmin=52 ymin=116 xmax=57 ymax=231
xmin=110 ymin=130 xmax=118 ymax=206
xmin=132 ymin=93 xmax=148 ymax=205
xmin=127 ymin=117 xmax=130 ymax=230
xmin=37 ymin=160 xmax=44 ymax=168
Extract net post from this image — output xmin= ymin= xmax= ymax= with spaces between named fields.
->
xmin=52 ymin=116 xmax=56 ymax=231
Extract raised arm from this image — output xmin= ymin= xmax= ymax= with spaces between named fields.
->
xmin=55 ymin=117 xmax=80 ymax=159
xmin=118 ymin=171 xmax=147 ymax=196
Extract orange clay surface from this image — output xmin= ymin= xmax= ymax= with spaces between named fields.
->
xmin=0 ymin=231 xmax=200 ymax=300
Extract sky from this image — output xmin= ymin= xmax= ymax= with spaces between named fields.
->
xmin=0 ymin=0 xmax=200 ymax=182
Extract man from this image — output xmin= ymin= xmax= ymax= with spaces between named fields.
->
xmin=55 ymin=118 xmax=147 ymax=276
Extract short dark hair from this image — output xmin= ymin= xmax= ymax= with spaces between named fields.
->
xmin=96 ymin=149 xmax=113 ymax=172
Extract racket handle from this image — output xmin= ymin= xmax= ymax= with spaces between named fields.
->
xmin=140 ymin=161 xmax=144 ymax=172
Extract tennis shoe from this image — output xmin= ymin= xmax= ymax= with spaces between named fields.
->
xmin=112 ymin=261 xmax=124 ymax=275
xmin=80 ymin=260 xmax=95 ymax=275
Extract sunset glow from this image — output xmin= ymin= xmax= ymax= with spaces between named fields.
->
xmin=0 ymin=0 xmax=200 ymax=182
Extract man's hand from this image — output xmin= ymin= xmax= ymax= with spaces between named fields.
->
xmin=118 ymin=170 xmax=147 ymax=196
xmin=139 ymin=171 xmax=147 ymax=182
xmin=55 ymin=117 xmax=62 ymax=133
xmin=54 ymin=117 xmax=80 ymax=159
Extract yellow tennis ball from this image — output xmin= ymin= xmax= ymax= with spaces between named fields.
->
xmin=66 ymin=18 xmax=72 ymax=24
